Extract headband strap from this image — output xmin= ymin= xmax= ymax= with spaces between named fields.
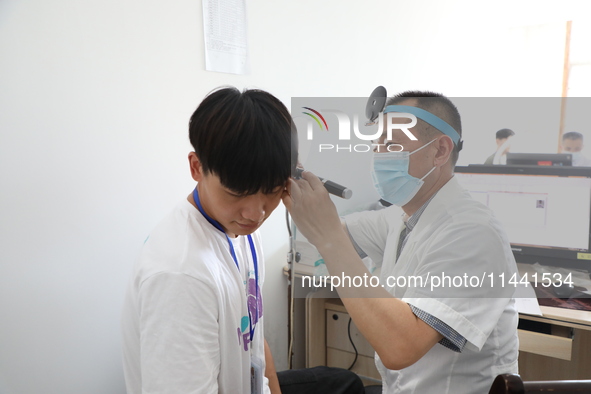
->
xmin=384 ymin=105 xmax=462 ymax=146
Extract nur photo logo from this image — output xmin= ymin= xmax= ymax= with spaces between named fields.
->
xmin=296 ymin=106 xmax=418 ymax=153
xmin=302 ymin=107 xmax=329 ymax=131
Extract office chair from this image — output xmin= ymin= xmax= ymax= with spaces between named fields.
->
xmin=488 ymin=373 xmax=591 ymax=394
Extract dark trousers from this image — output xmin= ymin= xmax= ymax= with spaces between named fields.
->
xmin=278 ymin=366 xmax=366 ymax=394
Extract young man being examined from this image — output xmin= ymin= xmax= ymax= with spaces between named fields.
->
xmin=121 ymin=87 xmax=294 ymax=393
xmin=121 ymin=86 xmax=364 ymax=394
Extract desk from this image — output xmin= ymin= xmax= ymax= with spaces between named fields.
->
xmin=517 ymin=306 xmax=591 ymax=380
xmin=287 ymin=262 xmax=591 ymax=381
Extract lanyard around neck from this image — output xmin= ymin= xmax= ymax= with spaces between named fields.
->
xmin=192 ymin=187 xmax=259 ymax=341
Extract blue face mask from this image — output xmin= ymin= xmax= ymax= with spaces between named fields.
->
xmin=371 ymin=139 xmax=437 ymax=206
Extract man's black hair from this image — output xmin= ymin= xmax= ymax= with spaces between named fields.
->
xmin=385 ymin=91 xmax=462 ymax=165
xmin=189 ymin=86 xmax=297 ymax=195
xmin=562 ymin=131 xmax=583 ymax=141
xmin=495 ymin=128 xmax=515 ymax=140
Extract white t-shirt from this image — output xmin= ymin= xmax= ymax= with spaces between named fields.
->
xmin=121 ymin=199 xmax=269 ymax=394
xmin=344 ymin=177 xmax=519 ymax=394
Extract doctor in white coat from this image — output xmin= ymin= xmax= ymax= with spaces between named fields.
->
xmin=283 ymin=92 xmax=519 ymax=394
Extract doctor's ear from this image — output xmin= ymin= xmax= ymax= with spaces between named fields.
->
xmin=433 ymin=136 xmax=454 ymax=167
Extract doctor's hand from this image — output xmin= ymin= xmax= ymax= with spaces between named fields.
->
xmin=282 ymin=170 xmax=345 ymax=249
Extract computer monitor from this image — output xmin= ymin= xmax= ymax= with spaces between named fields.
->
xmin=506 ymin=153 xmax=572 ymax=166
xmin=455 ymin=165 xmax=591 ymax=269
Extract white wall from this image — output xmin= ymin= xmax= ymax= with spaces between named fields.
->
xmin=0 ymin=1 xmax=588 ymax=393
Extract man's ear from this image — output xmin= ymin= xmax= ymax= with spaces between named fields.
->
xmin=188 ymin=152 xmax=204 ymax=182
xmin=434 ymin=136 xmax=454 ymax=167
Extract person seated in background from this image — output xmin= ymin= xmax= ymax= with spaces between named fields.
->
xmin=561 ymin=131 xmax=591 ymax=166
xmin=484 ymin=128 xmax=515 ymax=165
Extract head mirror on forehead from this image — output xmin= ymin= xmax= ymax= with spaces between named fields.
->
xmin=366 ymin=86 xmax=387 ymax=124
xmin=364 ymin=85 xmax=463 ymax=150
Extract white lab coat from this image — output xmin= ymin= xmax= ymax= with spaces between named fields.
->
xmin=345 ymin=177 xmax=519 ymax=394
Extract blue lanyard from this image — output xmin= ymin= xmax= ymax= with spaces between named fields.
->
xmin=192 ymin=187 xmax=259 ymax=341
